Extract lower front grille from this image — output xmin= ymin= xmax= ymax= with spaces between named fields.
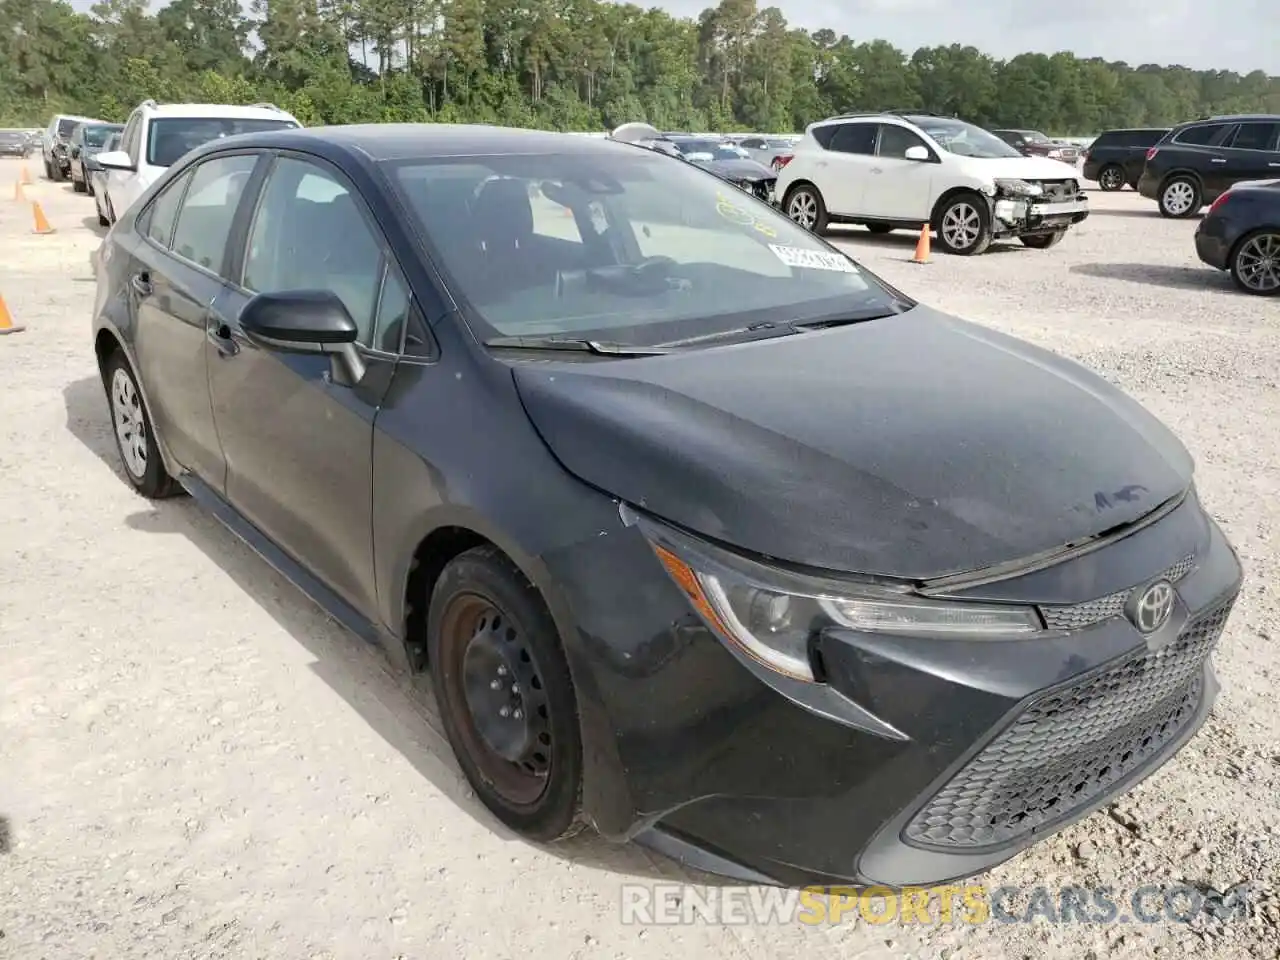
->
xmin=903 ymin=597 xmax=1235 ymax=850
xmin=1030 ymin=179 xmax=1080 ymax=202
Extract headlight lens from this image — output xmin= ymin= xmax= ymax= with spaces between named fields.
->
xmin=646 ymin=526 xmax=1043 ymax=684
xmin=993 ymin=178 xmax=1043 ymax=197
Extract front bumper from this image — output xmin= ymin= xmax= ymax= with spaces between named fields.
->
xmin=549 ymin=490 xmax=1241 ymax=889
xmin=991 ymin=195 xmax=1090 ymax=236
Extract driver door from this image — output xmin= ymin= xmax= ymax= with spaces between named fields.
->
xmin=861 ymin=124 xmax=937 ymax=222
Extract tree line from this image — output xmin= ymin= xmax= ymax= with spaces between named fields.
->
xmin=3 ymin=0 xmax=1278 ymax=135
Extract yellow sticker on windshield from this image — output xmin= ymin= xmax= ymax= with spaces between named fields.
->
xmin=715 ymin=190 xmax=779 ymax=238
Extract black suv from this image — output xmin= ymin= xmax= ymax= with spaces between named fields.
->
xmin=1083 ymin=128 xmax=1170 ymax=191
xmin=1138 ymin=115 xmax=1280 ymax=218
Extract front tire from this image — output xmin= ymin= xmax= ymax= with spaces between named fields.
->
xmin=1159 ymin=176 xmax=1201 ymax=219
xmin=933 ymin=192 xmax=993 ymax=256
xmin=104 ymin=351 xmax=180 ymax=499
xmin=427 ymin=546 xmax=585 ymax=842
xmin=865 ymin=224 xmax=894 ymax=235
xmin=73 ymin=172 xmax=86 ymax=193
xmin=1230 ymin=229 xmax=1280 ymax=296
xmin=1098 ymin=165 xmax=1125 ymax=191
xmin=783 ymin=184 xmax=829 ymax=234
xmin=1020 ymin=230 xmax=1066 ymax=250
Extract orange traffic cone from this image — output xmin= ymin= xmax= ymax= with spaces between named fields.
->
xmin=19 ymin=164 xmax=32 ymax=185
xmin=13 ymin=180 xmax=24 ymax=202
xmin=32 ymin=201 xmax=55 ymax=235
xmin=0 ymin=294 xmax=25 ymax=336
xmin=911 ymin=224 xmax=931 ymax=264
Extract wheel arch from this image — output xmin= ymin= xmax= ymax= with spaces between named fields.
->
xmin=930 ymin=185 xmax=989 ymax=227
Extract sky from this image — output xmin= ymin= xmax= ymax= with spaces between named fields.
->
xmin=70 ymin=0 xmax=1280 ymax=76
xmin=660 ymin=0 xmax=1278 ymax=75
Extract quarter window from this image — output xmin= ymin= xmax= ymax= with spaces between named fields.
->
xmin=169 ymin=154 xmax=258 ymax=275
xmin=242 ymin=156 xmax=385 ymax=346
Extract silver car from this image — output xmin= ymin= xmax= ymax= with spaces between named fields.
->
xmin=735 ymin=135 xmax=797 ymax=170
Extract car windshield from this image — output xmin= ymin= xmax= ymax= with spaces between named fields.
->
xmin=914 ymin=118 xmax=1023 ymax=159
xmin=0 ymin=132 xmax=21 ymax=143
xmin=83 ymin=125 xmax=120 ymax=148
xmin=56 ymin=118 xmax=81 ymax=137
xmin=389 ymin=148 xmax=903 ymax=346
xmin=765 ymin=139 xmax=793 ymax=149
xmin=674 ymin=139 xmax=721 ymax=156
xmin=695 ymin=146 xmax=750 ymax=162
xmin=146 ymin=117 xmax=298 ymax=167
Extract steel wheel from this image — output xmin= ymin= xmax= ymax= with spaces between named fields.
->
xmin=111 ymin=367 xmax=148 ymax=480
xmin=1232 ymin=231 xmax=1280 ymax=296
xmin=438 ymin=593 xmax=555 ymax=806
xmin=1160 ymin=178 xmax=1200 ymax=218
xmin=1099 ymin=166 xmax=1124 ymax=191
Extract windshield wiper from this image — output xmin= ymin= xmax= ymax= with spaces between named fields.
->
xmin=652 ymin=321 xmax=796 ymax=349
xmin=790 ymin=301 xmax=913 ymax=330
xmin=483 ymin=335 xmax=672 ymax=356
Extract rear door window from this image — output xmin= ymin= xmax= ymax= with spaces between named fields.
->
xmin=828 ymin=123 xmax=877 ymax=156
xmin=169 ymin=154 xmax=259 ymax=275
xmin=1174 ymin=123 xmax=1228 ymax=146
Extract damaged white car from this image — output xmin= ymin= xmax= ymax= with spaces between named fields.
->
xmin=775 ymin=111 xmax=1089 ymax=255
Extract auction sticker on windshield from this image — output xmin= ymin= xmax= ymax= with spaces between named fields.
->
xmin=768 ymin=244 xmax=858 ymax=273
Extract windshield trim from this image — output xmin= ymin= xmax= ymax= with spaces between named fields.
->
xmin=381 ymin=151 xmax=909 ymax=351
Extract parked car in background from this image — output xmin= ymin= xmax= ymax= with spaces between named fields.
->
xmin=1194 ymin=177 xmax=1280 ymax=295
xmin=1139 ymin=115 xmax=1280 ymax=218
xmin=991 ymin=129 xmax=1081 ymax=164
xmin=69 ymin=121 xmax=124 ymax=194
xmin=611 ymin=125 xmax=778 ymax=200
xmin=42 ymin=113 xmax=104 ymax=181
xmin=736 ymin=135 xmax=797 ymax=170
xmin=92 ymin=122 xmax=1241 ymax=890
xmin=776 ymin=111 xmax=1089 ymax=255
xmin=92 ymin=132 xmax=122 ymax=226
xmin=93 ymin=99 xmax=301 ymax=218
xmin=0 ymin=129 xmax=31 ymax=157
xmin=1082 ymin=128 xmax=1171 ymax=191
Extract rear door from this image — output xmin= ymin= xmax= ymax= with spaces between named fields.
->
xmin=127 ymin=152 xmax=262 ymax=485
xmin=206 ymin=152 xmax=404 ymax=618
xmin=820 ymin=121 xmax=879 ymax=215
xmin=1220 ymin=120 xmax=1280 ymax=189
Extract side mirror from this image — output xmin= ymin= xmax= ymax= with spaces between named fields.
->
xmin=240 ymin=290 xmax=367 ymax=385
xmin=904 ymin=145 xmax=930 ymax=162
xmin=96 ymin=150 xmax=135 ymax=171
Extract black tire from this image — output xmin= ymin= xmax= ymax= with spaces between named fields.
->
xmin=1229 ymin=229 xmax=1280 ymax=297
xmin=73 ymin=172 xmax=86 ymax=193
xmin=783 ymin=183 xmax=829 ymax=234
xmin=97 ymin=206 xmax=110 ymax=227
xmin=102 ymin=351 xmax=180 ymax=499
xmin=51 ymin=162 xmax=65 ymax=182
xmin=1020 ymin=230 xmax=1066 ymax=250
xmin=1158 ymin=175 xmax=1201 ymax=219
xmin=106 ymin=197 xmax=117 ymax=224
xmin=933 ymin=191 xmax=993 ymax=256
xmin=1098 ymin=165 xmax=1125 ymax=191
xmin=43 ymin=159 xmax=53 ymax=180
xmin=427 ymin=546 xmax=585 ymax=842
xmin=865 ymin=224 xmax=894 ymax=235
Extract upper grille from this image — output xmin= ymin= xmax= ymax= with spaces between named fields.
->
xmin=903 ymin=597 xmax=1234 ymax=850
xmin=1040 ymin=554 xmax=1194 ymax=632
xmin=1030 ymin=179 xmax=1080 ymax=202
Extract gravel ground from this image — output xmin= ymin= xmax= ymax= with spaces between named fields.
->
xmin=1 ymin=156 xmax=1278 ymax=960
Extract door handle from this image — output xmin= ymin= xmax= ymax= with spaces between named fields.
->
xmin=130 ymin=272 xmax=152 ymax=297
xmin=1210 ymin=158 xmax=1227 ymax=164
xmin=206 ymin=322 xmax=239 ymax=357
xmin=1269 ymin=162 xmax=1280 ymax=168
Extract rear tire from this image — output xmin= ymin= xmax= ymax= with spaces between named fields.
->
xmin=43 ymin=159 xmax=53 ymax=180
xmin=73 ymin=173 xmax=86 ymax=193
xmin=1020 ymin=230 xmax=1066 ymax=250
xmin=933 ymin=192 xmax=993 ymax=256
xmin=103 ymin=351 xmax=180 ymax=499
xmin=1098 ymin=165 xmax=1125 ymax=191
xmin=1158 ymin=176 xmax=1201 ymax=219
xmin=1229 ymin=229 xmax=1280 ymax=297
xmin=865 ymin=224 xmax=894 ymax=235
xmin=783 ymin=184 xmax=829 ymax=234
xmin=427 ymin=546 xmax=585 ymax=843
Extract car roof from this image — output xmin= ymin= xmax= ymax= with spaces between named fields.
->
xmin=142 ymin=102 xmax=297 ymax=121
xmin=1178 ymin=114 xmax=1280 ymax=126
xmin=189 ymin=123 xmax=655 ymax=163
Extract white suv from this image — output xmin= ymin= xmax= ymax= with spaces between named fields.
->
xmin=95 ymin=100 xmax=301 ymax=222
xmin=774 ymin=112 xmax=1090 ymax=255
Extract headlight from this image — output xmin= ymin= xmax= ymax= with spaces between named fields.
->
xmin=993 ymin=178 xmax=1043 ymax=197
xmin=643 ymin=519 xmax=1043 ymax=683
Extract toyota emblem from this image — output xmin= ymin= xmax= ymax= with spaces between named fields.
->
xmin=1131 ymin=580 xmax=1175 ymax=634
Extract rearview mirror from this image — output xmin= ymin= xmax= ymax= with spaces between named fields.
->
xmin=904 ymin=145 xmax=930 ymax=162
xmin=95 ymin=150 xmax=135 ymax=171
xmin=240 ymin=290 xmax=366 ymax=385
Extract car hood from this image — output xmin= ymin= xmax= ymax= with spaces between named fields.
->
xmin=510 ymin=305 xmax=1193 ymax=580
xmin=698 ymin=158 xmax=777 ymax=181
xmin=969 ymin=155 xmax=1084 ymax=180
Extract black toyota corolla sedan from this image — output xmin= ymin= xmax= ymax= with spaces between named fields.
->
xmin=92 ymin=124 xmax=1242 ymax=889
